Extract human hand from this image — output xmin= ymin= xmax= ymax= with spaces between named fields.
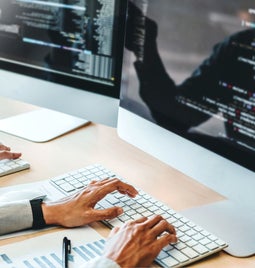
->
xmin=41 ymin=178 xmax=138 ymax=227
xmin=0 ymin=144 xmax=22 ymax=160
xmin=103 ymin=215 xmax=177 ymax=267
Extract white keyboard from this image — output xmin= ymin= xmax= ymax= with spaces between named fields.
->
xmin=0 ymin=158 xmax=30 ymax=177
xmin=50 ymin=164 xmax=228 ymax=268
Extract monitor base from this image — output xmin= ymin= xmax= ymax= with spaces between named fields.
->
xmin=182 ymin=200 xmax=255 ymax=257
xmin=0 ymin=109 xmax=90 ymax=142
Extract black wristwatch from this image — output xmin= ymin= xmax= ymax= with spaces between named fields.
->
xmin=30 ymin=199 xmax=46 ymax=229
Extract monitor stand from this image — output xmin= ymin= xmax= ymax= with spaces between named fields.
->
xmin=0 ymin=109 xmax=90 ymax=142
xmin=182 ymin=199 xmax=255 ymax=257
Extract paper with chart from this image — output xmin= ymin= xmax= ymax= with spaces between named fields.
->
xmin=0 ymin=226 xmax=106 ymax=268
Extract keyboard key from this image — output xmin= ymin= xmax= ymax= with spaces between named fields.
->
xmin=170 ymin=249 xmax=189 ymax=262
xmin=59 ymin=183 xmax=76 ymax=192
xmin=206 ymin=242 xmax=219 ymax=250
xmin=193 ymin=244 xmax=209 ymax=254
xmin=107 ymin=218 xmax=123 ymax=227
xmin=161 ymin=256 xmax=180 ymax=267
xmin=181 ymin=247 xmax=199 ymax=259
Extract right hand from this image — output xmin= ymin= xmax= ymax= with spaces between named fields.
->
xmin=103 ymin=215 xmax=177 ymax=267
xmin=0 ymin=144 xmax=22 ymax=160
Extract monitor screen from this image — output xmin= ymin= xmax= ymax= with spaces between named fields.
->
xmin=0 ymin=0 xmax=127 ymax=98
xmin=118 ymin=0 xmax=255 ymax=256
xmin=120 ymin=0 xmax=255 ymax=172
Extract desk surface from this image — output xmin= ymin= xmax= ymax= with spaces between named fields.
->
xmin=0 ymin=96 xmax=254 ymax=268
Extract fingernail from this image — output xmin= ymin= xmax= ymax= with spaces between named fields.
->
xmin=117 ymin=208 xmax=123 ymax=214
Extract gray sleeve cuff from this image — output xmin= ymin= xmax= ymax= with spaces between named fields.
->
xmin=0 ymin=200 xmax=33 ymax=235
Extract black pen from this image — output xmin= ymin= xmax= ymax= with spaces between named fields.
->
xmin=62 ymin=236 xmax=71 ymax=268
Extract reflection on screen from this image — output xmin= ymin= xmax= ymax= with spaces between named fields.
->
xmin=121 ymin=0 xmax=255 ymax=171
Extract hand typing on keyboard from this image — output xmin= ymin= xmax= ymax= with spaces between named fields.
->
xmin=1 ymin=160 xmax=227 ymax=267
xmin=0 ymin=142 xmax=21 ymax=160
xmin=42 ymin=178 xmax=139 ymax=227
xmin=1 ymin=174 xmax=178 ymax=268
xmin=47 ymin=177 xmax=178 ymax=268
xmin=103 ymin=215 xmax=177 ymax=268
xmin=0 ymin=142 xmax=30 ymax=176
xmin=50 ymin=164 xmax=227 ymax=267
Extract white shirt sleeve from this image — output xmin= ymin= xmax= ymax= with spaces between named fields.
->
xmin=79 ymin=256 xmax=121 ymax=268
xmin=0 ymin=200 xmax=33 ymax=235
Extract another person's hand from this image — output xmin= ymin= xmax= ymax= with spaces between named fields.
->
xmin=41 ymin=178 xmax=138 ymax=227
xmin=0 ymin=144 xmax=22 ymax=160
xmin=103 ymin=215 xmax=177 ymax=268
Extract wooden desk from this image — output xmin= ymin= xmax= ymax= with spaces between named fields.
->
xmin=0 ymin=97 xmax=254 ymax=267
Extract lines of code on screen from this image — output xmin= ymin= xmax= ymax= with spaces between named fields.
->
xmin=0 ymin=0 xmax=118 ymax=85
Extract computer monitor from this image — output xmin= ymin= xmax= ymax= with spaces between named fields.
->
xmin=0 ymin=0 xmax=127 ymax=127
xmin=118 ymin=0 xmax=255 ymax=257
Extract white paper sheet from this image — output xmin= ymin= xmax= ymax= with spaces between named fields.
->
xmin=0 ymin=226 xmax=105 ymax=268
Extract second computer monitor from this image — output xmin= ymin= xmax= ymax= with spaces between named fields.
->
xmin=0 ymin=0 xmax=127 ymax=98
xmin=118 ymin=0 xmax=255 ymax=257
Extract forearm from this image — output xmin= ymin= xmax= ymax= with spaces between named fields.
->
xmin=0 ymin=200 xmax=33 ymax=235
xmin=41 ymin=202 xmax=68 ymax=226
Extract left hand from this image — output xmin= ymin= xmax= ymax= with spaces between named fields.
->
xmin=41 ymin=178 xmax=138 ymax=227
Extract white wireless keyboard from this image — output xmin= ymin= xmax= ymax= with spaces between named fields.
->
xmin=0 ymin=158 xmax=30 ymax=177
xmin=50 ymin=164 xmax=228 ymax=268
